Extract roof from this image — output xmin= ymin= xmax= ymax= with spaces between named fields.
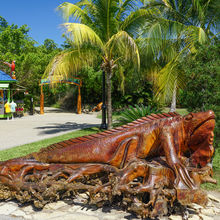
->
xmin=0 ymin=70 xmax=16 ymax=82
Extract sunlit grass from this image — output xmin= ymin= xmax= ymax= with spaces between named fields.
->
xmin=0 ymin=127 xmax=99 ymax=161
xmin=201 ymin=172 xmax=220 ymax=191
xmin=163 ymin=107 xmax=188 ymax=115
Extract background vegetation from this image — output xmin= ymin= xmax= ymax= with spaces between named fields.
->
xmin=0 ymin=1 xmax=219 ymax=146
xmin=0 ymin=0 xmax=219 ymax=191
xmin=0 ymin=1 xmax=219 ymax=142
xmin=179 ymin=43 xmax=220 ymax=148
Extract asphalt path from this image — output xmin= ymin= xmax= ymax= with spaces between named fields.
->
xmin=0 ymin=107 xmax=101 ymax=150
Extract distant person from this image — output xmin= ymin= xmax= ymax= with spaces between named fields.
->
xmin=4 ymin=99 xmax=11 ymax=120
xmin=10 ymin=100 xmax=17 ymax=120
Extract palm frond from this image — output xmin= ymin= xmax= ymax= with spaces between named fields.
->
xmin=139 ymin=16 xmax=187 ymax=57
xmin=44 ymin=48 xmax=99 ymax=80
xmin=57 ymin=2 xmax=94 ymax=26
xmin=106 ymin=30 xmax=140 ymax=69
xmin=198 ymin=27 xmax=207 ymax=44
xmin=62 ymin=23 xmax=104 ymax=49
xmin=142 ymin=22 xmax=163 ymax=56
xmin=184 ymin=26 xmax=208 ymax=52
xmin=91 ymin=0 xmax=119 ymax=41
xmin=161 ymin=0 xmax=173 ymax=9
xmin=116 ymin=0 xmax=139 ymax=21
xmin=121 ymin=8 xmax=159 ymax=35
xmin=192 ymin=0 xmax=207 ymax=23
xmin=154 ymin=50 xmax=186 ymax=103
xmin=76 ymin=0 xmax=96 ymax=9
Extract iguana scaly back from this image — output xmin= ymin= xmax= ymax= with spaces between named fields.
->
xmin=28 ymin=112 xmax=181 ymax=166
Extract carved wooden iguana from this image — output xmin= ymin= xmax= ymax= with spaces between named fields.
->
xmin=0 ymin=110 xmax=216 ymax=218
xmin=26 ymin=110 xmax=215 ymax=186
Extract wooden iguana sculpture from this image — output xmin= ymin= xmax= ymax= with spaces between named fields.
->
xmin=0 ymin=110 xmax=216 ymax=218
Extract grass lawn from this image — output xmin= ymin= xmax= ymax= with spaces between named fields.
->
xmin=163 ymin=107 xmax=188 ymax=115
xmin=0 ymin=127 xmax=99 ymax=161
xmin=202 ymin=147 xmax=220 ymax=191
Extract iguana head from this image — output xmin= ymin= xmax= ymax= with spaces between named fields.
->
xmin=184 ymin=110 xmax=215 ymax=167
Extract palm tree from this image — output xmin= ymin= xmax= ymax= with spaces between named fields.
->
xmin=45 ymin=0 xmax=156 ymax=128
xmin=139 ymin=0 xmax=220 ymax=111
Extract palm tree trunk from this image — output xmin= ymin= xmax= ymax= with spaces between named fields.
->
xmin=106 ymin=71 xmax=112 ymax=129
xmin=170 ymin=80 xmax=177 ymax=112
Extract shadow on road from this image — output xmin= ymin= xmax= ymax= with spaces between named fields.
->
xmin=35 ymin=122 xmax=100 ymax=135
xmin=34 ymin=107 xmax=75 ymax=114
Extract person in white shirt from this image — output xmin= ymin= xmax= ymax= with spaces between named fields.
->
xmin=10 ymin=100 xmax=17 ymax=120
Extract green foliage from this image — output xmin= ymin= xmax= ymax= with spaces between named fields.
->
xmin=118 ymin=104 xmax=161 ymax=124
xmin=17 ymin=39 xmax=61 ymax=100
xmin=139 ymin=0 xmax=220 ymax=106
xmin=0 ymin=18 xmax=62 ymax=107
xmin=111 ymin=74 xmax=159 ymax=110
xmin=47 ymin=0 xmax=155 ymax=127
xmin=0 ymin=23 xmax=35 ymax=74
xmin=179 ymin=43 xmax=220 ymax=148
xmin=0 ymin=24 xmax=35 ymax=56
xmin=43 ymin=39 xmax=58 ymax=53
xmin=0 ymin=16 xmax=8 ymax=31
xmin=122 ymin=82 xmax=153 ymax=105
xmin=80 ymin=66 xmax=102 ymax=104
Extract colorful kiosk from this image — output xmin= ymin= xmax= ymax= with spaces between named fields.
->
xmin=0 ymin=70 xmax=17 ymax=118
xmin=39 ymin=76 xmax=82 ymax=114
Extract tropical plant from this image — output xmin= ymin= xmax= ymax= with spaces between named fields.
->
xmin=139 ymin=0 xmax=220 ymax=111
xmin=79 ymin=66 xmax=102 ymax=105
xmin=179 ymin=43 xmax=220 ymax=148
xmin=0 ymin=16 xmax=8 ymax=31
xmin=44 ymin=0 xmax=158 ymax=128
xmin=118 ymin=104 xmax=161 ymax=124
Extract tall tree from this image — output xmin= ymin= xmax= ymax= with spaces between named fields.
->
xmin=0 ymin=16 xmax=8 ymax=31
xmin=45 ymin=0 xmax=155 ymax=128
xmin=139 ymin=0 xmax=220 ymax=111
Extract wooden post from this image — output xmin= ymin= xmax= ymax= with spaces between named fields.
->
xmin=77 ymin=85 xmax=81 ymax=114
xmin=40 ymin=85 xmax=44 ymax=114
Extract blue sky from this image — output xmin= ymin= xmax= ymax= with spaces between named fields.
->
xmin=0 ymin=0 xmax=77 ymax=47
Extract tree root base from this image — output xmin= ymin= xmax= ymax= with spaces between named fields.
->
xmin=0 ymin=157 xmax=214 ymax=218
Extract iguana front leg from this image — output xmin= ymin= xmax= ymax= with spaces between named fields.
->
xmin=161 ymin=127 xmax=195 ymax=189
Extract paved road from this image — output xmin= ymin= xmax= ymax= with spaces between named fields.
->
xmin=0 ymin=107 xmax=101 ymax=150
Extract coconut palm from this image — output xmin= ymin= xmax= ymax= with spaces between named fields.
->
xmin=139 ymin=0 xmax=220 ymax=111
xmin=45 ymin=0 xmax=158 ymax=128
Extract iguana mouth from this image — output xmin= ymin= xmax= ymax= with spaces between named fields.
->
xmin=190 ymin=115 xmax=215 ymax=137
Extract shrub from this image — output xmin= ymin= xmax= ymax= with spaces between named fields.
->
xmin=179 ymin=43 xmax=220 ymax=148
xmin=117 ymin=104 xmax=162 ymax=124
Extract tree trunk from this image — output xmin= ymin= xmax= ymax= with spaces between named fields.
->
xmin=106 ymin=71 xmax=112 ymax=129
xmin=170 ymin=80 xmax=177 ymax=112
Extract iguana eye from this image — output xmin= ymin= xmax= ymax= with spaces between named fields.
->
xmin=185 ymin=113 xmax=193 ymax=121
